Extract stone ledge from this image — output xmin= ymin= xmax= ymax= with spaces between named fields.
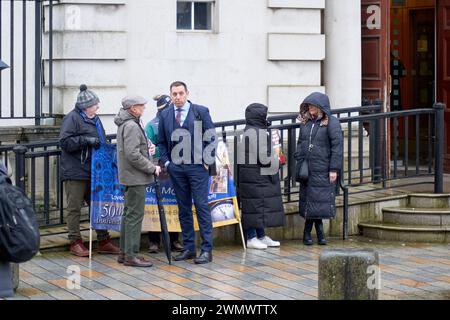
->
xmin=358 ymin=222 xmax=450 ymax=232
xmin=408 ymin=193 xmax=450 ymax=198
xmin=44 ymin=2 xmax=126 ymax=33
xmin=43 ymin=31 xmax=127 ymax=60
xmin=268 ymin=33 xmax=325 ymax=61
xmin=268 ymin=0 xmax=325 ymax=9
xmin=383 ymin=207 xmax=450 ymax=214
xmin=46 ymin=0 xmax=125 ymax=5
xmin=268 ymin=85 xmax=325 ymax=112
xmin=359 ymin=223 xmax=449 ymax=243
xmin=0 ymin=126 xmax=61 ymax=144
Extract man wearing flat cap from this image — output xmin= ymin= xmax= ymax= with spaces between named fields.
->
xmin=115 ymin=94 xmax=161 ymax=267
xmin=59 ymin=84 xmax=120 ymax=257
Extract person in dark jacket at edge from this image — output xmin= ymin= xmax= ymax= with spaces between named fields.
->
xmin=0 ymin=162 xmax=14 ymax=298
xmin=59 ymin=84 xmax=120 ymax=257
xmin=238 ymin=103 xmax=285 ymax=249
xmin=144 ymin=94 xmax=183 ymax=254
xmin=295 ymin=92 xmax=343 ymax=245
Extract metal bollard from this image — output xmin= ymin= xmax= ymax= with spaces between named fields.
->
xmin=319 ymin=249 xmax=380 ymax=300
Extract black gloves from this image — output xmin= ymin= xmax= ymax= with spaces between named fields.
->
xmin=83 ymin=136 xmax=101 ymax=149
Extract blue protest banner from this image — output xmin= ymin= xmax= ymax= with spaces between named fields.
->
xmin=90 ymin=142 xmax=240 ymax=232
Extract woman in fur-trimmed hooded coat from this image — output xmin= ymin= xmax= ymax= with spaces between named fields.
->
xmin=294 ymin=92 xmax=343 ymax=245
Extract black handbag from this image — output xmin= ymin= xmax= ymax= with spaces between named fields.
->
xmin=298 ymin=160 xmax=309 ymax=181
xmin=295 ymin=122 xmax=319 ymax=182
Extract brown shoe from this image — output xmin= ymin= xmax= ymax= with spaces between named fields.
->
xmin=70 ymin=239 xmax=89 ymax=257
xmin=148 ymin=243 xmax=159 ymax=254
xmin=171 ymin=240 xmax=184 ymax=252
xmin=97 ymin=238 xmax=120 ymax=255
xmin=124 ymin=256 xmax=153 ymax=267
xmin=117 ymin=252 xmax=125 ymax=264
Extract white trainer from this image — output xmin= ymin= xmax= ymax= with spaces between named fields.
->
xmin=246 ymin=237 xmax=268 ymax=249
xmin=258 ymin=236 xmax=280 ymax=247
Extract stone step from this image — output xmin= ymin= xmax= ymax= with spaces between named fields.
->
xmin=358 ymin=222 xmax=450 ymax=243
xmin=408 ymin=193 xmax=450 ymax=209
xmin=382 ymin=207 xmax=450 ymax=226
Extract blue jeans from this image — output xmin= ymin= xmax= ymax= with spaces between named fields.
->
xmin=246 ymin=228 xmax=265 ymax=241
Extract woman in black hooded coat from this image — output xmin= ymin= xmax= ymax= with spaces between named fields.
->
xmin=238 ymin=103 xmax=285 ymax=249
xmin=295 ymin=92 xmax=343 ymax=245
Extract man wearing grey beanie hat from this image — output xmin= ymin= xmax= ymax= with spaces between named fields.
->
xmin=59 ymin=84 xmax=120 ymax=257
xmin=75 ymin=84 xmax=100 ymax=110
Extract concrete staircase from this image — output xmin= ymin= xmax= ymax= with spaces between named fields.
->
xmin=358 ymin=194 xmax=450 ymax=243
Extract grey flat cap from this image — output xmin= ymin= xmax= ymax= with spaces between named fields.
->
xmin=121 ymin=95 xmax=148 ymax=109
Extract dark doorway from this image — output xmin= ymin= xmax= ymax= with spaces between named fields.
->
xmin=390 ymin=1 xmax=436 ymax=165
xmin=437 ymin=0 xmax=450 ymax=172
xmin=390 ymin=1 xmax=436 ymax=110
xmin=411 ymin=9 xmax=435 ymax=108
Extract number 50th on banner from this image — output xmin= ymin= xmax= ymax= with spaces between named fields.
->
xmin=90 ymin=142 xmax=241 ymax=232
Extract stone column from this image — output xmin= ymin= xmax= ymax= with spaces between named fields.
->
xmin=324 ymin=1 xmax=366 ymax=238
xmin=324 ymin=0 xmax=361 ymax=109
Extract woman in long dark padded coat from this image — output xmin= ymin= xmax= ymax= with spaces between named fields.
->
xmin=294 ymin=92 xmax=343 ymax=245
xmin=238 ymin=103 xmax=285 ymax=250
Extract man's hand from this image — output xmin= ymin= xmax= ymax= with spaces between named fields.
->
xmin=330 ymin=171 xmax=337 ymax=183
xmin=149 ymin=142 xmax=156 ymax=156
xmin=204 ymin=164 xmax=209 ymax=171
xmin=154 ymin=166 xmax=162 ymax=176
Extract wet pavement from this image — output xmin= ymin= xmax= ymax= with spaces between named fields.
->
xmin=4 ymin=236 xmax=450 ymax=300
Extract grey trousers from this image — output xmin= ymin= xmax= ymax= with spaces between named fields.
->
xmin=64 ymin=180 xmax=109 ymax=242
xmin=120 ymin=185 xmax=146 ymax=257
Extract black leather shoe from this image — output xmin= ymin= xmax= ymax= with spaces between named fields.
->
xmin=194 ymin=251 xmax=212 ymax=264
xmin=174 ymin=250 xmax=196 ymax=261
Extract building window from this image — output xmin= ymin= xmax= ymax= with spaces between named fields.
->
xmin=177 ymin=1 xmax=214 ymax=31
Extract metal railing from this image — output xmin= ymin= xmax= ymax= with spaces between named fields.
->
xmin=0 ymin=0 xmax=54 ymax=124
xmin=2 ymin=103 xmax=445 ymax=239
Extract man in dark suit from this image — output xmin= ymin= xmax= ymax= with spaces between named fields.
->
xmin=158 ymin=81 xmax=217 ymax=264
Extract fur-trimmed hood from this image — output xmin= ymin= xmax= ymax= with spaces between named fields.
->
xmin=297 ymin=92 xmax=331 ymax=127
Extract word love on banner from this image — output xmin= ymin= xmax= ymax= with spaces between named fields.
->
xmin=90 ymin=142 xmax=240 ymax=232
